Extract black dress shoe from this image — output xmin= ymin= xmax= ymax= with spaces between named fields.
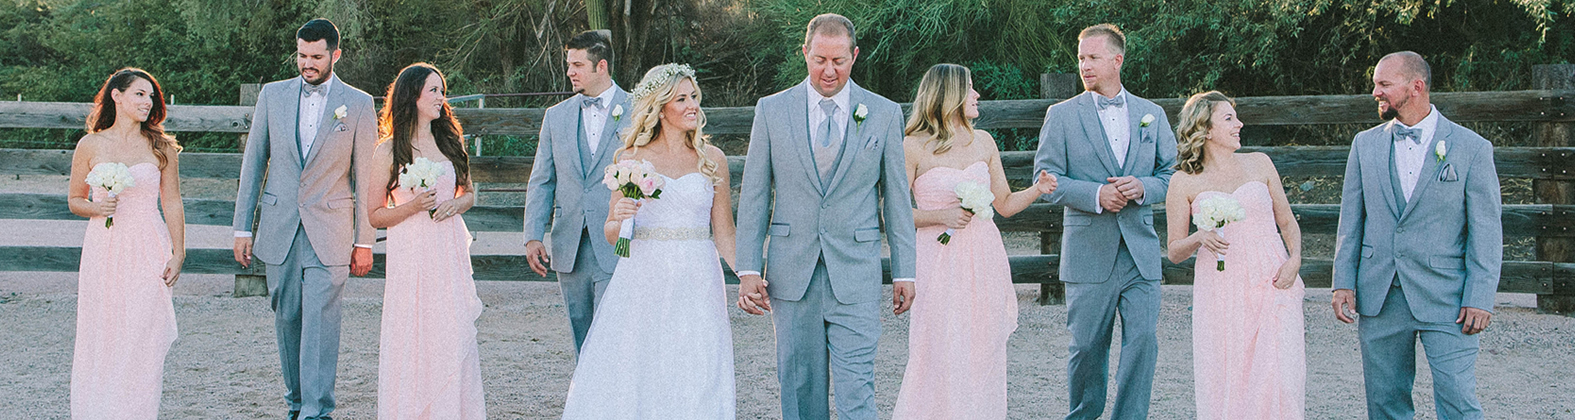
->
xmin=288 ymin=411 xmax=299 ymax=420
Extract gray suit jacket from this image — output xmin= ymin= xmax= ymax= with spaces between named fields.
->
xmin=735 ymin=81 xmax=917 ymax=304
xmin=1033 ymin=92 xmax=1177 ymax=283
xmin=233 ymin=75 xmax=377 ymax=266
xmin=523 ymin=87 xmax=632 ymax=274
xmin=1333 ymin=115 xmax=1502 ymax=323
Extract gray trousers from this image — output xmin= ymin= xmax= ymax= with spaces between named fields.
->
xmin=1359 ymin=283 xmax=1483 ymax=420
xmin=265 ymin=225 xmax=348 ymax=420
xmin=1064 ymin=241 xmax=1160 ymax=420
xmin=772 ymin=258 xmax=881 ymax=420
xmin=558 ymin=229 xmax=613 ymax=354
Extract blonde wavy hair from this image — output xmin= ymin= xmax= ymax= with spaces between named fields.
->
xmin=1174 ymin=91 xmax=1236 ymax=175
xmin=904 ymin=63 xmax=974 ymax=155
xmin=617 ymin=64 xmax=721 ymax=184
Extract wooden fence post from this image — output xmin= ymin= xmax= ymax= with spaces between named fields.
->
xmin=1533 ymin=64 xmax=1575 ymax=315
xmin=234 ymin=83 xmax=268 ymax=298
xmin=1038 ymin=73 xmax=1079 ymax=305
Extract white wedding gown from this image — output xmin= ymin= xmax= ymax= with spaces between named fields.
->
xmin=560 ymin=172 xmax=736 ymax=419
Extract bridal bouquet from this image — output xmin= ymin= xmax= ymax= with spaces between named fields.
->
xmin=938 ymin=181 xmax=993 ymax=245
xmin=602 ymin=160 xmax=665 ymax=257
xmin=399 ymin=157 xmax=445 ymax=218
xmin=85 ymin=162 xmax=135 ymax=228
xmin=1193 ymin=195 xmax=1246 ymax=271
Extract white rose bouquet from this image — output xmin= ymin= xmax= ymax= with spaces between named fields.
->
xmin=398 ymin=157 xmax=446 ymax=218
xmin=939 ymin=180 xmax=994 ymax=245
xmin=602 ymin=160 xmax=665 ymax=257
xmin=84 ymin=162 xmax=135 ymax=228
xmin=1192 ymin=195 xmax=1247 ymax=271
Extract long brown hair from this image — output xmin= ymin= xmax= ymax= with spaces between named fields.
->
xmin=378 ymin=63 xmax=470 ymax=194
xmin=904 ymin=63 xmax=973 ymax=154
xmin=86 ymin=68 xmax=180 ymax=168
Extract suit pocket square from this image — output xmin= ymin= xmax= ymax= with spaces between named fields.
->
xmin=1141 ymin=132 xmax=1154 ymax=144
xmin=1440 ymin=164 xmax=1458 ymax=182
xmin=864 ymin=137 xmax=880 ymax=150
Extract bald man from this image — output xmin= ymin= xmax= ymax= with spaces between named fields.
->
xmin=1332 ymin=51 xmax=1502 ymax=420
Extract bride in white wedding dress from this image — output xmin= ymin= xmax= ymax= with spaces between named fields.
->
xmin=560 ymin=63 xmax=738 ymax=419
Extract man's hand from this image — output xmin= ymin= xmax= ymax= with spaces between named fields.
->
xmin=1098 ymin=183 xmax=1129 ymax=213
xmin=1458 ymin=307 xmax=1493 ymax=335
xmin=351 ymin=247 xmax=373 ymax=276
xmin=737 ymin=274 xmax=771 ymax=315
xmin=234 ymin=237 xmax=254 ymax=268
xmin=1107 ymin=176 xmax=1145 ymax=201
xmin=1332 ymin=289 xmax=1358 ymax=324
xmin=524 ymin=240 xmax=551 ymax=277
xmin=893 ymin=282 xmax=915 ymax=315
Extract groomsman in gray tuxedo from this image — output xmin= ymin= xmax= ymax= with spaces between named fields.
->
xmin=1333 ymin=51 xmax=1502 ymax=420
xmin=523 ymin=29 xmax=632 ymax=354
xmin=1033 ymin=24 xmax=1177 ymax=420
xmin=231 ymin=19 xmax=376 ymax=420
xmin=734 ymin=13 xmax=917 ymax=420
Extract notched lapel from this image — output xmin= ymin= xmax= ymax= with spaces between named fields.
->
xmin=1077 ymin=95 xmax=1120 ymax=176
xmin=279 ymin=79 xmax=305 ymax=167
xmin=588 ymin=89 xmax=629 ymax=177
xmin=786 ymin=84 xmax=823 ymax=197
xmin=1123 ymin=103 xmax=1147 ymax=175
xmin=304 ymin=79 xmax=347 ymax=168
xmin=824 ymin=90 xmax=866 ymax=194
xmin=559 ymin=105 xmax=585 ymax=178
xmin=1400 ymin=120 xmax=1452 ymax=222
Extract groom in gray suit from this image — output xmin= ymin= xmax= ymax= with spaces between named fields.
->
xmin=523 ymin=30 xmax=632 ymax=353
xmin=232 ymin=19 xmax=376 ymax=420
xmin=1333 ymin=51 xmax=1502 ymax=420
xmin=735 ymin=14 xmax=917 ymax=420
xmin=1033 ymin=24 xmax=1176 ymax=420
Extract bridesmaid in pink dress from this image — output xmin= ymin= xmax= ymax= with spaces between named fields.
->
xmin=365 ymin=63 xmax=486 ymax=419
xmin=1164 ymin=91 xmax=1306 ymax=419
xmin=893 ymin=64 xmax=1056 ymax=420
xmin=66 ymin=68 xmax=186 ymax=420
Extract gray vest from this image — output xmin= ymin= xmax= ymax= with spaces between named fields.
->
xmin=812 ymin=113 xmax=851 ymax=188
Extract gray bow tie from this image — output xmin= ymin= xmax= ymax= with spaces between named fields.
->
xmin=303 ymin=82 xmax=326 ymax=97
xmin=1394 ymin=126 xmax=1423 ymax=145
xmin=582 ymin=96 xmax=604 ymax=110
xmin=1096 ymin=94 xmax=1124 ymax=110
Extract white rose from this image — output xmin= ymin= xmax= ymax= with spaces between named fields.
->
xmin=1140 ymin=114 xmax=1156 ymax=127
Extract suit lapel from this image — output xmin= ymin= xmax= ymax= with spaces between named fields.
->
xmin=303 ymin=76 xmax=346 ymax=168
xmin=281 ymin=78 xmax=305 ymax=168
xmin=1374 ymin=122 xmax=1402 ymax=218
xmin=560 ymin=104 xmax=585 ymax=179
xmin=1122 ymin=101 xmax=1146 ymax=175
xmin=587 ymin=88 xmax=628 ymax=178
xmin=823 ymin=86 xmax=865 ymax=194
xmin=1076 ymin=94 xmax=1120 ymax=176
xmin=1399 ymin=118 xmax=1451 ymax=222
xmin=787 ymin=83 xmax=823 ymax=197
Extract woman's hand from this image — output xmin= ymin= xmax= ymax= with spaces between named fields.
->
xmin=610 ymin=197 xmax=642 ymax=222
xmin=162 ymin=255 xmax=184 ymax=287
xmin=1034 ymin=170 xmax=1058 ymax=195
xmin=93 ymin=194 xmax=119 ymax=218
xmin=1272 ymin=258 xmax=1300 ymax=289
xmin=1192 ymin=229 xmax=1229 ymax=256
xmin=431 ymin=194 xmax=472 ymax=222
xmin=938 ymin=207 xmax=974 ymax=230
xmin=407 ymin=190 xmax=438 ymax=213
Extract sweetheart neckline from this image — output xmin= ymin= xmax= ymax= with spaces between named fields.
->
xmin=915 ymin=160 xmax=988 ymax=183
xmin=1194 ymin=180 xmax=1268 ymax=200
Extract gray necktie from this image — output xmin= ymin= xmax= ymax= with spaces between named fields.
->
xmin=1394 ymin=126 xmax=1422 ymax=145
xmin=1096 ymin=94 xmax=1124 ymax=110
xmin=303 ymin=82 xmax=325 ymax=97
xmin=818 ymin=99 xmax=840 ymax=148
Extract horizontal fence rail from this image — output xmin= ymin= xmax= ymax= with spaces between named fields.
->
xmin=1 ymin=90 xmax=1571 ymax=136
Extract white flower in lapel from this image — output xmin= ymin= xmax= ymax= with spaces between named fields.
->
xmin=332 ymin=105 xmax=348 ymax=121
xmin=611 ymin=104 xmax=624 ymax=122
xmin=1140 ymin=114 xmax=1155 ymax=128
xmin=853 ymin=104 xmax=869 ymax=127
xmin=1435 ymin=140 xmax=1447 ymax=162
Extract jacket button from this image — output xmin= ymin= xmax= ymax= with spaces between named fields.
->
xmin=1397 ymin=228 xmax=1405 ymax=234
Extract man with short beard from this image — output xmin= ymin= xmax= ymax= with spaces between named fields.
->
xmin=232 ymin=18 xmax=377 ymax=420
xmin=1332 ymin=51 xmax=1502 ymax=420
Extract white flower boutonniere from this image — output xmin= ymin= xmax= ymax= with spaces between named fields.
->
xmin=1435 ymin=140 xmax=1447 ymax=162
xmin=853 ymin=104 xmax=869 ymax=126
xmin=612 ymin=104 xmax=624 ymax=122
xmin=1140 ymin=114 xmax=1155 ymax=128
xmin=333 ymin=105 xmax=348 ymax=121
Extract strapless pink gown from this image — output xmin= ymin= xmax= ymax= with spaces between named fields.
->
xmin=377 ymin=161 xmax=486 ymax=419
xmin=893 ymin=161 xmax=1017 ymax=420
xmin=71 ymin=162 xmax=177 ymax=419
xmin=1191 ymin=181 xmax=1305 ymax=419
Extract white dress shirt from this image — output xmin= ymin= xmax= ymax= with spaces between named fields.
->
xmin=298 ymin=76 xmax=334 ymax=160
xmin=738 ymin=79 xmax=913 ymax=283
xmin=1394 ymin=105 xmax=1441 ymax=201
xmin=1090 ymin=89 xmax=1141 ymax=214
xmin=579 ymin=83 xmax=620 ymax=158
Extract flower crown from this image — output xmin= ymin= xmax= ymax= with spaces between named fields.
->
xmin=630 ymin=63 xmax=696 ymax=103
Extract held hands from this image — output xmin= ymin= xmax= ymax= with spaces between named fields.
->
xmin=1458 ymin=307 xmax=1492 ymax=335
xmin=1332 ymin=289 xmax=1358 ymax=324
xmin=610 ymin=197 xmax=642 ymax=222
xmin=1107 ymin=176 xmax=1144 ymax=201
xmin=524 ymin=240 xmax=552 ymax=277
xmin=351 ymin=247 xmax=373 ymax=276
xmin=893 ymin=282 xmax=915 ymax=315
xmin=1098 ymin=183 xmax=1128 ymax=213
xmin=736 ymin=274 xmax=772 ymax=315
xmin=1271 ymin=258 xmax=1300 ymax=290
xmin=1034 ymin=170 xmax=1059 ymax=195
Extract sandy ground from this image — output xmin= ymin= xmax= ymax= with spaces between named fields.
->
xmin=3 ymin=174 xmax=1574 ymax=419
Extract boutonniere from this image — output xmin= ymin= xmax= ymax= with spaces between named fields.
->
xmin=612 ymin=104 xmax=624 ymax=122
xmin=332 ymin=105 xmax=348 ymax=121
xmin=1140 ymin=114 xmax=1155 ymax=128
xmin=853 ymin=104 xmax=869 ymax=126
xmin=1434 ymin=140 xmax=1447 ymax=162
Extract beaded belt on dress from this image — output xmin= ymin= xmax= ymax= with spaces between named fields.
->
xmin=632 ymin=226 xmax=712 ymax=241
